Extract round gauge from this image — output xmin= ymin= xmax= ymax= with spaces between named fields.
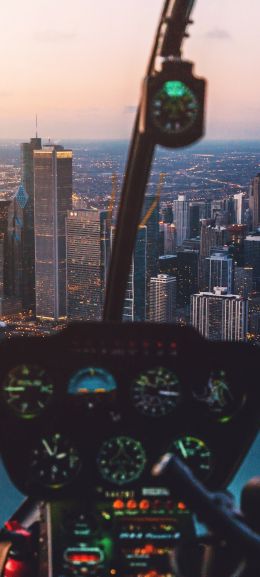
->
xmin=194 ymin=369 xmax=245 ymax=422
xmin=132 ymin=367 xmax=181 ymax=417
xmin=151 ymin=80 xmax=199 ymax=135
xmin=172 ymin=436 xmax=212 ymax=480
xmin=97 ymin=436 xmax=146 ymax=486
xmin=68 ymin=368 xmax=117 ymax=396
xmin=2 ymin=364 xmax=54 ymax=419
xmin=30 ymin=433 xmax=81 ymax=488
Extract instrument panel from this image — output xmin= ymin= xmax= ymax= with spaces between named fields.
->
xmin=0 ymin=322 xmax=258 ymax=502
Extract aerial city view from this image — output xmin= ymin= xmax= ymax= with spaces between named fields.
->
xmin=0 ymin=137 xmax=260 ymax=342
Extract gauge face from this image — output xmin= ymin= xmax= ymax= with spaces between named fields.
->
xmin=97 ymin=436 xmax=146 ymax=485
xmin=132 ymin=367 xmax=181 ymax=417
xmin=30 ymin=433 xmax=81 ymax=488
xmin=68 ymin=368 xmax=117 ymax=396
xmin=2 ymin=364 xmax=54 ymax=418
xmin=194 ymin=369 xmax=244 ymax=422
xmin=172 ymin=436 xmax=212 ymax=480
xmin=151 ymin=80 xmax=199 ymax=135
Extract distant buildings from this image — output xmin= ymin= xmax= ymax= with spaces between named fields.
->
xmin=191 ymin=287 xmax=248 ymax=341
xmin=149 ymin=274 xmax=176 ymax=322
xmin=34 ymin=145 xmax=72 ymax=320
xmin=244 ymin=234 xmax=260 ymax=291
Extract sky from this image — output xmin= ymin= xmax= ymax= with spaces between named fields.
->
xmin=0 ymin=0 xmax=260 ymax=140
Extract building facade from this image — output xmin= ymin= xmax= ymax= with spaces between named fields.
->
xmin=149 ymin=274 xmax=176 ymax=322
xmin=34 ymin=145 xmax=72 ymax=320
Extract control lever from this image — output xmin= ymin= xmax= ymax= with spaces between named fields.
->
xmin=152 ymin=453 xmax=260 ymax=566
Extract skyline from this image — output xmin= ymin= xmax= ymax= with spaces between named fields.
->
xmin=0 ymin=0 xmax=260 ymax=139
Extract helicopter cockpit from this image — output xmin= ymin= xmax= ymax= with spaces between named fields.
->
xmin=0 ymin=1 xmax=260 ymax=576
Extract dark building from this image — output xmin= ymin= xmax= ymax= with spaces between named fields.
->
xmin=159 ymin=254 xmax=178 ymax=276
xmin=244 ymin=234 xmax=260 ymax=291
xmin=0 ymin=190 xmax=23 ymax=315
xmin=234 ymin=265 xmax=253 ymax=298
xmin=199 ymin=220 xmax=228 ymax=290
xmin=20 ymin=137 xmax=42 ymax=312
xmin=249 ymin=174 xmax=260 ymax=231
xmin=226 ymin=224 xmax=247 ymax=266
xmin=34 ymin=146 xmax=72 ymax=320
xmin=189 ymin=201 xmax=206 ymax=238
xmin=176 ymin=249 xmax=199 ymax=307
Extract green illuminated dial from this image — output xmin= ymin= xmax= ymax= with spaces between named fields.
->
xmin=97 ymin=436 xmax=146 ymax=485
xmin=132 ymin=367 xmax=181 ymax=417
xmin=151 ymin=80 xmax=199 ymax=134
xmin=2 ymin=364 xmax=54 ymax=418
xmin=172 ymin=436 xmax=212 ymax=480
xmin=194 ymin=369 xmax=245 ymax=422
xmin=30 ymin=433 xmax=81 ymax=488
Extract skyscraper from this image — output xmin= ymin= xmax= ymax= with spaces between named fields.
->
xmin=34 ymin=145 xmax=72 ymax=320
xmin=205 ymin=248 xmax=233 ymax=294
xmin=0 ymin=189 xmax=23 ymax=315
xmin=66 ymin=209 xmax=109 ymax=320
xmin=123 ymin=225 xmax=147 ymax=322
xmin=249 ymin=174 xmax=260 ymax=231
xmin=176 ymin=248 xmax=199 ymax=307
xmin=191 ymin=287 xmax=248 ymax=341
xmin=244 ymin=233 xmax=260 ymax=291
xmin=234 ymin=265 xmax=253 ymax=298
xmin=142 ymin=194 xmax=159 ymax=318
xmin=199 ymin=219 xmax=227 ymax=290
xmin=20 ymin=136 xmax=42 ymax=312
xmin=173 ymin=194 xmax=189 ymax=247
xmin=233 ymin=192 xmax=246 ymax=225
xmin=149 ymin=274 xmax=176 ymax=322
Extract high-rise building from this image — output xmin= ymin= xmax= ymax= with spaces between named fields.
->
xmin=249 ymin=174 xmax=260 ymax=231
xmin=0 ymin=190 xmax=23 ymax=315
xmin=191 ymin=287 xmax=248 ymax=341
xmin=234 ymin=265 xmax=253 ymax=298
xmin=189 ymin=201 xmax=206 ymax=238
xmin=205 ymin=248 xmax=233 ymax=294
xmin=244 ymin=233 xmax=260 ymax=291
xmin=173 ymin=194 xmax=189 ymax=247
xmin=149 ymin=274 xmax=176 ymax=322
xmin=199 ymin=220 xmax=227 ymax=290
xmin=34 ymin=145 xmax=72 ymax=320
xmin=233 ymin=192 xmax=246 ymax=225
xmin=20 ymin=136 xmax=42 ymax=312
xmin=159 ymin=255 xmax=178 ymax=276
xmin=226 ymin=224 xmax=247 ymax=266
xmin=142 ymin=194 xmax=159 ymax=318
xmin=123 ymin=225 xmax=147 ymax=322
xmin=66 ymin=209 xmax=110 ymax=320
xmin=159 ymin=223 xmax=176 ymax=255
xmin=176 ymin=248 xmax=199 ymax=307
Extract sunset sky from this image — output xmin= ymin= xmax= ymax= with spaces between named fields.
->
xmin=1 ymin=0 xmax=260 ymax=139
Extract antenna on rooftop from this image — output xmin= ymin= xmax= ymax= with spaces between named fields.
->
xmin=35 ymin=113 xmax=38 ymax=138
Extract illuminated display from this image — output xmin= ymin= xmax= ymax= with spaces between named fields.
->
xmin=132 ymin=367 xmax=181 ymax=417
xmin=2 ymin=364 xmax=53 ymax=419
xmin=68 ymin=367 xmax=117 ymax=395
xmin=97 ymin=436 xmax=147 ymax=485
xmin=194 ymin=369 xmax=245 ymax=422
xmin=30 ymin=432 xmax=81 ymax=488
xmin=172 ymin=436 xmax=212 ymax=480
xmin=151 ymin=80 xmax=199 ymax=135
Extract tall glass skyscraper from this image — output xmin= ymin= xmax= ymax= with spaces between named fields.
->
xmin=123 ymin=225 xmax=147 ymax=322
xmin=34 ymin=145 xmax=72 ymax=320
xmin=21 ymin=136 xmax=42 ymax=312
xmin=66 ymin=209 xmax=109 ymax=320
